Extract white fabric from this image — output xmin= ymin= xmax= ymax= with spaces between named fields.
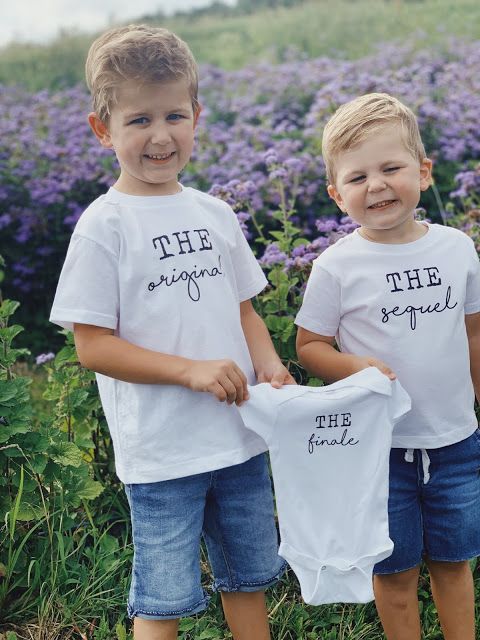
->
xmin=239 ymin=367 xmax=411 ymax=605
xmin=50 ymin=186 xmax=269 ymax=483
xmin=295 ymin=224 xmax=480 ymax=449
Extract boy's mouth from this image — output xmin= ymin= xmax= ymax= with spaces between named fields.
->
xmin=368 ymin=199 xmax=397 ymax=209
xmin=144 ymin=152 xmax=175 ymax=162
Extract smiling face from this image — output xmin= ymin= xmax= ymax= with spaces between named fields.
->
xmin=327 ymin=125 xmax=432 ymax=243
xmin=88 ymin=78 xmax=200 ymax=196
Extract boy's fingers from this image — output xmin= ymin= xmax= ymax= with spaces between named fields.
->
xmin=220 ymin=376 xmax=239 ymax=404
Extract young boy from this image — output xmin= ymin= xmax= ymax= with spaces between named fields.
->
xmin=50 ymin=24 xmax=294 ymax=640
xmin=295 ymin=93 xmax=480 ymax=640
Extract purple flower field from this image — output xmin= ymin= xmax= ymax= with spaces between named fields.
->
xmin=1 ymin=39 xmax=479 ymax=347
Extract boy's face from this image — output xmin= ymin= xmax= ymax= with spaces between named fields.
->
xmin=89 ymin=79 xmax=200 ymax=196
xmin=327 ymin=125 xmax=432 ymax=242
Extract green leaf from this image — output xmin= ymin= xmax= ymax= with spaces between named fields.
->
xmin=0 ymin=324 xmax=24 ymax=343
xmin=50 ymin=441 xmax=84 ymax=467
xmin=0 ymin=378 xmax=32 ymax=405
xmin=0 ymin=299 xmax=20 ymax=319
xmin=77 ymin=477 xmax=104 ymax=501
xmin=115 ymin=623 xmax=127 ymax=640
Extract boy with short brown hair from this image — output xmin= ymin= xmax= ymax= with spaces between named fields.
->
xmin=51 ymin=24 xmax=293 ymax=640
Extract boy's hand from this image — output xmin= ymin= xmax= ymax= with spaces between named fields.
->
xmin=257 ymin=361 xmax=297 ymax=388
xmin=184 ymin=359 xmax=249 ymax=405
xmin=354 ymin=355 xmax=396 ymax=380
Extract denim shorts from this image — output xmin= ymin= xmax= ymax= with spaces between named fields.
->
xmin=374 ymin=428 xmax=480 ymax=575
xmin=124 ymin=453 xmax=286 ymax=620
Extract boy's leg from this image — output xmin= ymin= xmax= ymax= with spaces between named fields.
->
xmin=125 ymin=476 xmax=211 ymax=640
xmin=422 ymin=430 xmax=480 ymax=640
xmin=426 ymin=559 xmax=475 ymax=640
xmin=373 ymin=566 xmax=421 ymax=640
xmin=373 ymin=448 xmax=424 ymax=640
xmin=220 ymin=591 xmax=270 ymax=640
xmin=133 ymin=618 xmax=179 ymax=640
xmin=202 ymin=453 xmax=286 ymax=639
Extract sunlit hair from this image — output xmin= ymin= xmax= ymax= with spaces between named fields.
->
xmin=322 ymin=93 xmax=427 ymax=185
xmin=85 ymin=24 xmax=199 ymax=122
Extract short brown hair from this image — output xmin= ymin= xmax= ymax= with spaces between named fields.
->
xmin=322 ymin=93 xmax=427 ymax=185
xmin=85 ymin=24 xmax=199 ymax=122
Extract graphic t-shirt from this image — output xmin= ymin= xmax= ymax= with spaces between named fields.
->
xmin=295 ymin=224 xmax=480 ymax=448
xmin=239 ymin=367 xmax=411 ymax=604
xmin=50 ymin=186 xmax=268 ymax=483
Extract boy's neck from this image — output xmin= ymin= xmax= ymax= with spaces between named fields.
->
xmin=358 ymin=221 xmax=428 ymax=245
xmin=113 ymin=177 xmax=182 ymax=197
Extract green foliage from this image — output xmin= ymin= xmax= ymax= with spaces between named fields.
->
xmin=0 ymin=268 xmax=124 ymax=626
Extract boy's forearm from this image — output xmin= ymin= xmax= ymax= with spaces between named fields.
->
xmin=466 ymin=312 xmax=480 ymax=403
xmin=297 ymin=339 xmax=363 ymax=383
xmin=240 ymin=304 xmax=281 ymax=373
xmin=74 ymin=327 xmax=191 ymax=385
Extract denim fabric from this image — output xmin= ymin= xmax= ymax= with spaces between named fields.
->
xmin=125 ymin=453 xmax=286 ymax=619
xmin=374 ymin=428 xmax=480 ymax=574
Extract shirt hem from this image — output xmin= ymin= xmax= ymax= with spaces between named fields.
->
xmin=118 ymin=440 xmax=268 ymax=484
xmin=391 ymin=422 xmax=478 ymax=450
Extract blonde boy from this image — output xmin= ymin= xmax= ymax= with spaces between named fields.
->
xmin=50 ymin=24 xmax=293 ymax=640
xmin=296 ymin=93 xmax=480 ymax=640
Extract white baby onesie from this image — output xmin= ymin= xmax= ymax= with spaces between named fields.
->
xmin=239 ymin=367 xmax=411 ymax=605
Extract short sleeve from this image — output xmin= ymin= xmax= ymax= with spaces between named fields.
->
xmin=229 ymin=216 xmax=268 ymax=302
xmin=50 ymin=235 xmax=119 ymax=331
xmin=295 ymin=260 xmax=341 ymax=336
xmin=465 ymin=238 xmax=480 ymax=315
xmin=238 ymin=384 xmax=279 ymax=444
xmin=388 ymin=380 xmax=412 ymax=424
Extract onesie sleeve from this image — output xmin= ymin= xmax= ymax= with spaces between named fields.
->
xmin=295 ymin=259 xmax=341 ymax=336
xmin=238 ymin=384 xmax=278 ymax=445
xmin=229 ymin=212 xmax=268 ymax=302
xmin=388 ymin=380 xmax=412 ymax=424
xmin=465 ymin=237 xmax=480 ymax=315
xmin=49 ymin=234 xmax=119 ymax=332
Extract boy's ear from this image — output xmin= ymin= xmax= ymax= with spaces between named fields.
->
xmin=193 ymin=103 xmax=202 ymax=129
xmin=327 ymin=184 xmax=347 ymax=213
xmin=88 ymin=112 xmax=113 ymax=149
xmin=420 ymin=158 xmax=433 ymax=191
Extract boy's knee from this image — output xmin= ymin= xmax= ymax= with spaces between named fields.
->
xmin=374 ymin=565 xmax=420 ymax=596
xmin=426 ymin=558 xmax=472 ymax=579
xmin=133 ymin=617 xmax=179 ymax=640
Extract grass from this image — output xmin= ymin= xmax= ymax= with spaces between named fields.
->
xmin=0 ymin=0 xmax=479 ymax=90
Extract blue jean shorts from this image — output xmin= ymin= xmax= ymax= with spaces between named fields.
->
xmin=374 ymin=428 xmax=480 ymax=575
xmin=124 ymin=453 xmax=286 ymax=620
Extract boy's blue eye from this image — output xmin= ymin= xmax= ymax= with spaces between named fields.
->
xmin=129 ymin=116 xmax=149 ymax=125
xmin=349 ymin=175 xmax=365 ymax=183
xmin=167 ymin=113 xmax=185 ymax=121
xmin=384 ymin=166 xmax=400 ymax=173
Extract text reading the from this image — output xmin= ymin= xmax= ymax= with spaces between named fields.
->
xmin=152 ymin=228 xmax=213 ymax=260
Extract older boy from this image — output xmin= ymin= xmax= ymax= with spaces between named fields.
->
xmin=296 ymin=93 xmax=480 ymax=640
xmin=50 ymin=24 xmax=293 ymax=640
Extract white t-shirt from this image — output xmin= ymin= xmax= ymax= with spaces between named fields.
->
xmin=50 ymin=186 xmax=268 ymax=483
xmin=239 ymin=367 xmax=411 ymax=604
xmin=295 ymin=224 xmax=480 ymax=448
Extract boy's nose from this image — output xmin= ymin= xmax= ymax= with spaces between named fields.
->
xmin=150 ymin=124 xmax=172 ymax=145
xmin=367 ymin=176 xmax=387 ymax=192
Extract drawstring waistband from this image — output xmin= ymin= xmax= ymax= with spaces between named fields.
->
xmin=404 ymin=448 xmax=431 ymax=484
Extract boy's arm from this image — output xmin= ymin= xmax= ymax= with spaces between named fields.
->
xmin=296 ymin=326 xmax=396 ymax=383
xmin=73 ymin=323 xmax=249 ymax=405
xmin=465 ymin=311 xmax=480 ymax=402
xmin=240 ymin=300 xmax=295 ymax=387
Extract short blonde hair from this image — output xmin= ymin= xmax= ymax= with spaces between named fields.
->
xmin=322 ymin=93 xmax=426 ymax=185
xmin=85 ymin=24 xmax=199 ymax=122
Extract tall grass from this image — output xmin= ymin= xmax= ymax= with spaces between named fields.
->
xmin=0 ymin=0 xmax=479 ymax=90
